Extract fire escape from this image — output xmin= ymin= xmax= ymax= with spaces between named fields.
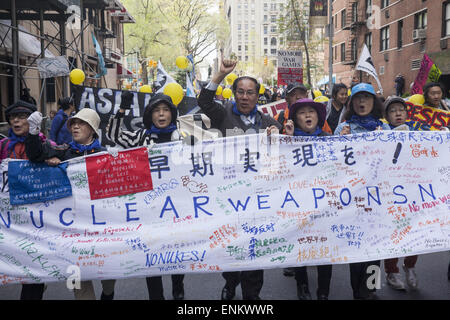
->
xmin=341 ymin=1 xmax=365 ymax=65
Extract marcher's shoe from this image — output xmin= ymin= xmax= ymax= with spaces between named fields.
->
xmin=447 ymin=263 xmax=450 ymax=281
xmin=317 ymin=294 xmax=328 ymax=300
xmin=100 ymin=291 xmax=114 ymax=300
xmin=173 ymin=284 xmax=184 ymax=300
xmin=221 ymin=286 xmax=235 ymax=300
xmin=386 ymin=272 xmax=406 ymax=290
xmin=283 ymin=268 xmax=295 ymax=277
xmin=296 ymin=284 xmax=312 ymax=300
xmin=403 ymin=265 xmax=418 ymax=290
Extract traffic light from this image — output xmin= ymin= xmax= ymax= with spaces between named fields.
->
xmin=264 ymin=57 xmax=268 ymax=66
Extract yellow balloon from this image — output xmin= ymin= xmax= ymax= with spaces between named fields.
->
xmin=259 ymin=84 xmax=265 ymax=95
xmin=176 ymin=56 xmax=189 ymax=70
xmin=163 ymin=83 xmax=184 ymax=106
xmin=314 ymin=96 xmax=329 ymax=103
xmin=313 ymin=90 xmax=322 ymax=98
xmin=139 ymin=85 xmax=152 ymax=93
xmin=348 ymin=89 xmax=352 ymax=97
xmin=408 ymin=94 xmax=425 ymax=106
xmin=225 ymin=73 xmax=238 ymax=85
xmin=70 ymin=69 xmax=85 ymax=85
xmin=222 ymin=88 xmax=232 ymax=99
xmin=216 ymin=85 xmax=223 ymax=96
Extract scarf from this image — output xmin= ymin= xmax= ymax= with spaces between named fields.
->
xmin=232 ymin=102 xmax=258 ymax=117
xmin=69 ymin=139 xmax=101 ymax=153
xmin=349 ymin=115 xmax=383 ymax=131
xmin=7 ymin=128 xmax=26 ymax=151
xmin=294 ymin=127 xmax=322 ymax=137
xmin=145 ymin=124 xmax=177 ymax=136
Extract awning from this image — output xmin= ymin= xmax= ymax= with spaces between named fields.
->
xmin=108 ymin=0 xmax=135 ymax=23
xmin=316 ymin=74 xmax=336 ymax=87
xmin=0 ymin=20 xmax=55 ymax=58
xmin=117 ymin=63 xmax=133 ymax=78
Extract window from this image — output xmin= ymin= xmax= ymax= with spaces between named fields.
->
xmin=334 ymin=14 xmax=337 ymax=28
xmin=271 ymin=48 xmax=277 ymax=55
xmin=340 ymin=43 xmax=346 ymax=62
xmin=264 ymin=26 xmax=268 ymax=34
xmin=271 ymin=37 xmax=277 ymax=46
xmin=264 ymin=37 xmax=268 ymax=45
xmin=365 ymin=32 xmax=372 ymax=53
xmin=444 ymin=2 xmax=450 ymax=37
xmin=271 ymin=25 xmax=277 ymax=33
xmin=381 ymin=0 xmax=389 ymax=9
xmin=238 ymin=45 xmax=242 ymax=51
xmin=380 ymin=26 xmax=390 ymax=51
xmin=351 ymin=39 xmax=357 ymax=61
xmin=397 ymin=20 xmax=403 ymax=48
xmin=264 ymin=48 xmax=268 ymax=55
xmin=365 ymin=0 xmax=372 ymax=19
xmin=341 ymin=9 xmax=347 ymax=28
xmin=351 ymin=2 xmax=358 ymax=23
xmin=264 ymin=15 xmax=268 ymax=22
xmin=271 ymin=15 xmax=277 ymax=23
xmin=264 ymin=3 xmax=268 ymax=11
xmin=415 ymin=11 xmax=427 ymax=30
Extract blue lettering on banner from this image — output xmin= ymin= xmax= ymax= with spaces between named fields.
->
xmin=281 ymin=191 xmax=300 ymax=208
xmin=228 ymin=197 xmax=251 ymax=212
xmin=418 ymin=184 xmax=436 ymax=202
xmin=312 ymin=188 xmax=325 ymax=209
xmin=193 ymin=196 xmax=213 ymax=218
xmin=8 ymin=161 xmax=72 ymax=205
xmin=91 ymin=205 xmax=106 ymax=225
xmin=125 ymin=202 xmax=139 ymax=222
xmin=393 ymin=185 xmax=408 ymax=204
xmin=59 ymin=208 xmax=73 ymax=226
xmin=145 ymin=250 xmax=206 ymax=267
xmin=159 ymin=196 xmax=180 ymax=219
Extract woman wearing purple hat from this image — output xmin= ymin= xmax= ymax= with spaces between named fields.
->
xmin=285 ymin=98 xmax=332 ymax=300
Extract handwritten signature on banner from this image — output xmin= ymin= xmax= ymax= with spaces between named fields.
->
xmin=0 ymin=131 xmax=449 ymax=285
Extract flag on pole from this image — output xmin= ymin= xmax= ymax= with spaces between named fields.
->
xmin=411 ymin=54 xmax=442 ymax=95
xmin=186 ymin=72 xmax=196 ymax=98
xmin=356 ymin=44 xmax=383 ymax=95
xmin=154 ymin=61 xmax=176 ymax=93
xmin=92 ymin=32 xmax=107 ymax=78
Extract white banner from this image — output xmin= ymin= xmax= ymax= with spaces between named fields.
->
xmin=0 ymin=131 xmax=449 ymax=285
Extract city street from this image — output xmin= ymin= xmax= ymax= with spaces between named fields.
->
xmin=1 ymin=251 xmax=448 ymax=300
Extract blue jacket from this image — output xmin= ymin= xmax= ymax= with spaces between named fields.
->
xmin=49 ymin=109 xmax=72 ymax=145
xmin=334 ymin=120 xmax=390 ymax=135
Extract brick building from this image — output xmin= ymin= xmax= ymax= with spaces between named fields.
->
xmin=325 ymin=0 xmax=450 ymax=97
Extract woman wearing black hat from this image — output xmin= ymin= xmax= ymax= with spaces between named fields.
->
xmin=0 ymin=100 xmax=54 ymax=300
xmin=106 ymin=91 xmax=185 ymax=300
xmin=285 ymin=98 xmax=333 ymax=300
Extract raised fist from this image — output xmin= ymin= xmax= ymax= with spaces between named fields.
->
xmin=120 ymin=91 xmax=134 ymax=110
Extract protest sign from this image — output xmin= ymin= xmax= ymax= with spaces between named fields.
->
xmin=0 ymin=132 xmax=449 ymax=285
xmin=8 ymin=161 xmax=72 ymax=205
xmin=85 ymin=148 xmax=153 ymax=200
xmin=73 ymin=85 xmax=199 ymax=146
xmin=258 ymin=100 xmax=288 ymax=118
xmin=277 ymin=50 xmax=303 ymax=86
xmin=411 ymin=54 xmax=442 ymax=95
xmin=405 ymin=102 xmax=450 ymax=130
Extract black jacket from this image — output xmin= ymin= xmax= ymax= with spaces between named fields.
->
xmin=25 ymin=133 xmax=106 ymax=162
xmin=197 ymin=87 xmax=282 ymax=137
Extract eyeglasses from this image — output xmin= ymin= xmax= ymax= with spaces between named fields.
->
xmin=236 ymin=89 xmax=257 ymax=97
xmin=9 ymin=113 xmax=29 ymax=120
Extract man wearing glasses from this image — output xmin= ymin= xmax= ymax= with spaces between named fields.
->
xmin=197 ymin=59 xmax=281 ymax=300
xmin=198 ymin=59 xmax=281 ymax=139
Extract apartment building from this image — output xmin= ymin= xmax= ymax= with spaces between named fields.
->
xmin=325 ymin=0 xmax=450 ymax=96
xmin=0 ymin=0 xmax=134 ymax=120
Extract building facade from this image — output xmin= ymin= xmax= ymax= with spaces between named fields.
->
xmin=0 ymin=0 xmax=134 ymax=122
xmin=325 ymin=0 xmax=450 ymax=96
